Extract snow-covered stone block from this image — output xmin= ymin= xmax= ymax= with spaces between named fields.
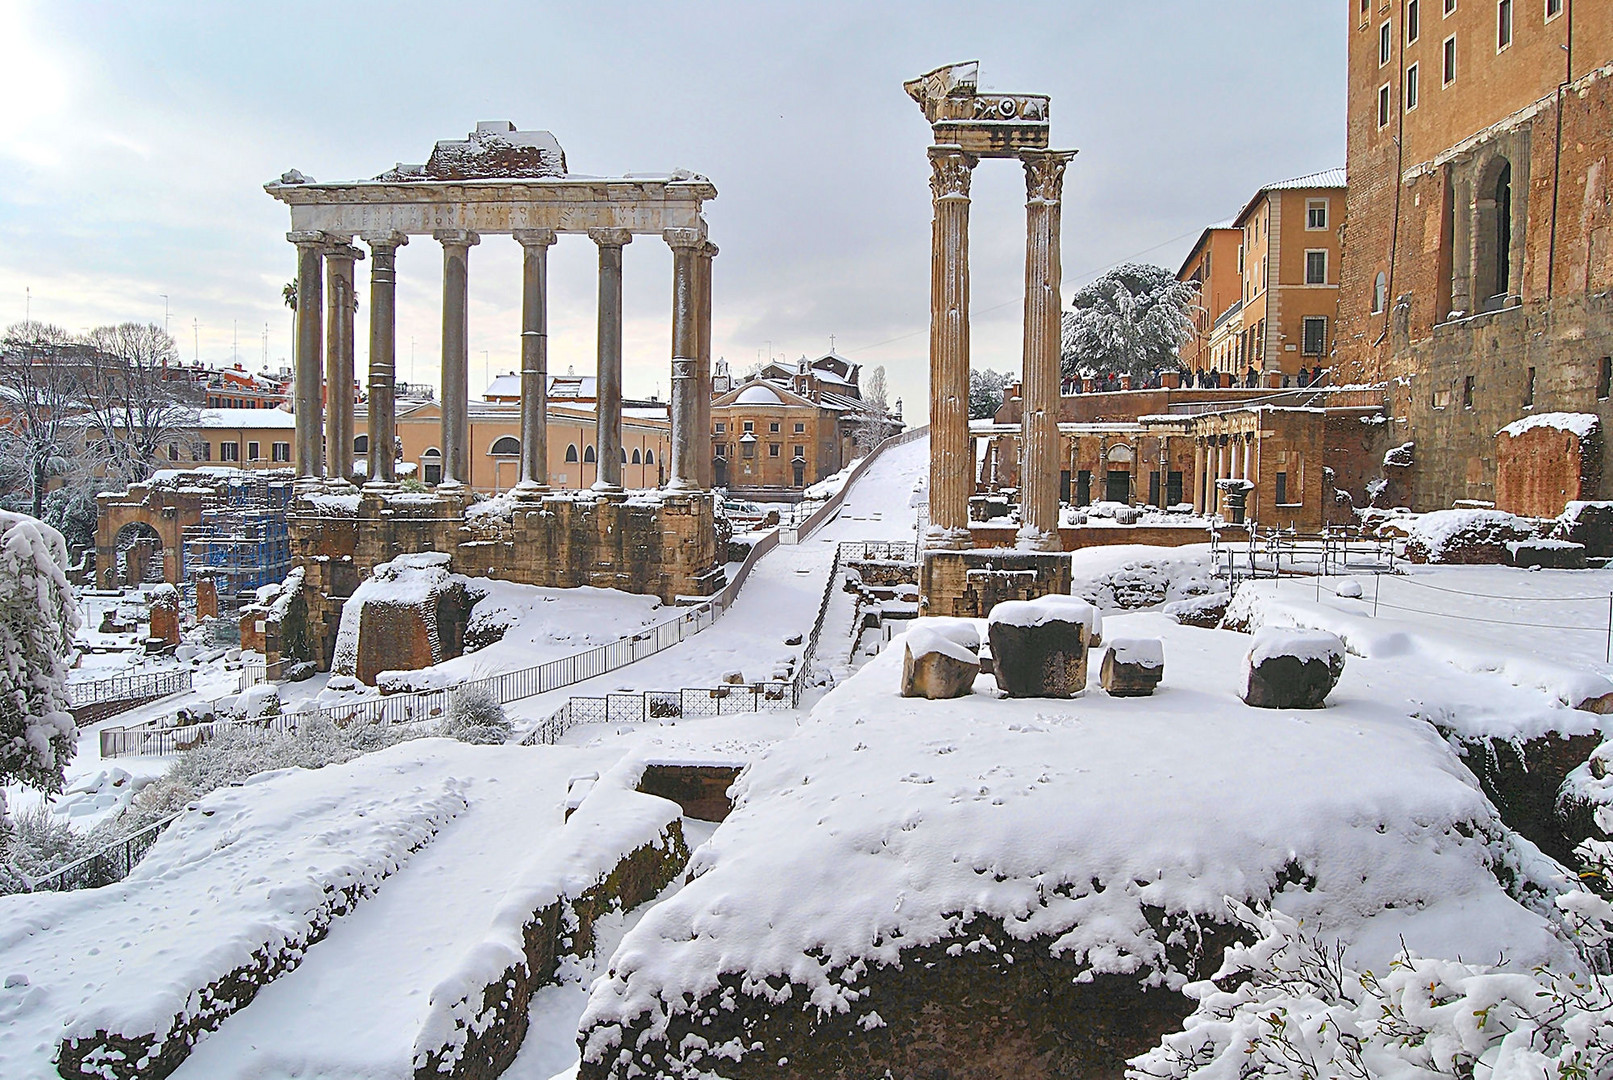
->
xmin=1551 ymin=500 xmax=1613 ymax=559
xmin=900 ymin=619 xmax=980 ymax=700
xmin=1506 ymin=538 xmax=1588 ymax=570
xmin=1241 ymin=627 xmax=1346 ymax=709
xmin=1100 ymin=637 xmax=1163 ymax=697
xmin=987 ymin=596 xmax=1095 ymax=699
xmin=1163 ymin=591 xmax=1231 ymax=628
xmin=1402 ymin=509 xmax=1536 ymax=565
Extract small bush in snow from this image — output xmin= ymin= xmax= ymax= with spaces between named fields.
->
xmin=439 ymin=684 xmax=511 ymax=745
xmin=0 ymin=802 xmax=93 ymax=892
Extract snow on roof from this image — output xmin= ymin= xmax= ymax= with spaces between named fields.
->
xmin=734 ymin=384 xmax=785 ymax=406
xmin=1497 ymin=412 xmax=1601 ymax=440
xmin=194 ymin=408 xmax=296 ymax=429
xmin=484 ymin=373 xmax=521 ymax=398
xmin=1263 ymin=167 xmax=1347 ymax=192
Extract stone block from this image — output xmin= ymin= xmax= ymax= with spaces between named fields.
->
xmin=1163 ymin=592 xmax=1230 ymax=628
xmin=921 ymin=549 xmax=1071 ymax=619
xmin=148 ymin=584 xmax=180 ymax=646
xmin=1507 ymin=539 xmax=1588 ymax=569
xmin=900 ymin=619 xmax=980 ymax=700
xmin=1553 ymin=501 xmax=1613 ymax=559
xmin=1100 ymin=638 xmax=1163 ymax=697
xmin=986 ymin=595 xmax=1095 ymax=698
xmin=1241 ymin=627 xmax=1345 ymax=709
xmin=195 ymin=576 xmax=218 ymax=620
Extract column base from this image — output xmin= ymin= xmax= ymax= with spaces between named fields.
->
xmin=1014 ymin=525 xmax=1063 ymax=552
xmin=590 ymin=481 xmax=624 ymax=494
xmin=922 ymin=524 xmax=974 ymax=551
xmin=512 ymin=480 xmax=550 ymax=502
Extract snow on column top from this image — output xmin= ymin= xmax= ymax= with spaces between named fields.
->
xmin=1248 ymin=626 xmax=1345 ymax=667
xmin=1497 ymin=412 xmax=1601 ymax=440
xmin=1106 ymin=637 xmax=1163 ymax=668
xmin=904 ymin=617 xmax=980 ymax=663
xmin=988 ymin=594 xmax=1098 ymax=632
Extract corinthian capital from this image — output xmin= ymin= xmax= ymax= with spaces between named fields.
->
xmin=928 ymin=146 xmax=977 ymax=201
xmin=588 ymin=228 xmax=634 ymax=248
xmin=662 ymin=227 xmax=704 ymax=251
xmin=1021 ymin=149 xmax=1078 ymax=205
xmin=512 ymin=228 xmax=557 ymax=249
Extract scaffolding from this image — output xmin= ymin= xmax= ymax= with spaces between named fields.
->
xmin=179 ymin=474 xmax=295 ymax=608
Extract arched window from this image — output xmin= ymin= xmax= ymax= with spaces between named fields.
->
xmin=1372 ymin=272 xmax=1388 ymax=314
xmin=490 ymin=435 xmax=520 ymax=456
xmin=644 ymin=449 xmax=654 ymax=464
xmin=631 ymin=448 xmax=642 ymax=464
xmin=621 ymin=447 xmax=628 ymax=463
xmin=565 ymin=444 xmax=579 ymax=463
xmin=584 ymin=445 xmax=596 ymax=463
xmin=421 ymin=447 xmax=442 ymax=485
xmin=354 ymin=434 xmax=369 ymax=454
xmin=1473 ymin=155 xmax=1519 ymax=311
xmin=1492 ymin=160 xmax=1512 ymax=299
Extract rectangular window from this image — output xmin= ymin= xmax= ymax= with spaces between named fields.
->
xmin=1275 ymin=472 xmax=1289 ymax=505
xmin=1599 ymin=357 xmax=1612 ymax=400
xmin=1149 ymin=471 xmax=1161 ymax=506
xmin=272 ymin=442 xmax=290 ymax=462
xmin=220 ymin=441 xmax=240 ymax=462
xmin=248 ymin=441 xmax=260 ymax=461
xmin=793 ymin=444 xmax=804 ymax=458
xmin=1380 ymin=19 xmax=1393 ymax=64
xmin=1405 ymin=62 xmax=1419 ymax=110
xmin=1463 ymin=375 xmax=1475 ymax=407
xmin=1305 ymin=250 xmax=1329 ymax=284
xmin=1497 ymin=0 xmax=1512 ymax=49
xmin=1524 ymin=365 xmax=1535 ymax=406
xmin=199 ymin=442 xmax=212 ymax=462
xmin=1546 ymin=0 xmax=1561 ymax=19
xmin=168 ymin=443 xmax=179 ymax=461
xmin=1443 ymin=35 xmax=1457 ymax=83
xmin=768 ymin=443 xmax=780 ymax=457
xmin=715 ymin=422 xmax=725 ymax=433
xmin=1167 ymin=471 xmax=1184 ymax=506
xmin=1306 ymin=200 xmax=1328 ymax=229
xmin=1407 ymin=0 xmax=1420 ymax=41
xmin=1302 ymin=317 xmax=1328 ymax=356
xmin=1076 ymin=470 xmax=1091 ymax=506
xmin=1378 ymin=83 xmax=1392 ymax=128
xmin=715 ymin=443 xmax=726 ymax=458
xmin=768 ymin=421 xmax=779 ymax=433
xmin=1360 ymin=0 xmax=1370 ymax=28
xmin=1445 ymin=0 xmax=1456 ymax=13
xmin=793 ymin=422 xmax=805 ymax=433
xmin=1432 ymin=388 xmax=1450 ymax=409
xmin=742 ymin=420 xmax=753 ymax=433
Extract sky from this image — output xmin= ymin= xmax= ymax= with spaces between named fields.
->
xmin=0 ymin=1 xmax=1345 ymax=415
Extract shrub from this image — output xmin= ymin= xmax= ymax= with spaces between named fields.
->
xmin=440 ymin=684 xmax=511 ymax=745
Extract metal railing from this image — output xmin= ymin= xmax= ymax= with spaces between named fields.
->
xmin=839 ymin=540 xmax=919 ymax=563
xmin=22 ymin=813 xmax=181 ymax=893
xmin=1210 ymin=524 xmax=1399 ymax=594
xmin=67 ymin=669 xmax=193 ymax=708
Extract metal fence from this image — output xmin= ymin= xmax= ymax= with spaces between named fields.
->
xmin=67 ymin=669 xmax=193 ymax=708
xmin=22 ymin=813 xmax=180 ymax=893
xmin=1210 ymin=524 xmax=1398 ymax=593
xmin=838 ymin=540 xmax=919 ymax=563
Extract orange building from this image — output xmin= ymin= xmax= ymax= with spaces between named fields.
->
xmin=1336 ymin=0 xmax=1613 ymax=511
xmin=1175 ymin=223 xmax=1243 ymax=376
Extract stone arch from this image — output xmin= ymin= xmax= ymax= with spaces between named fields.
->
xmin=489 ymin=435 xmax=520 ymax=456
xmin=113 ymin=521 xmax=166 ymax=586
xmin=1473 ymin=153 xmax=1519 ymax=308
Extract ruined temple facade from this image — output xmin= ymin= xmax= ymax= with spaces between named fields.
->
xmin=264 ymin=123 xmax=726 ymax=667
xmin=1336 ymin=2 xmax=1613 ymax=512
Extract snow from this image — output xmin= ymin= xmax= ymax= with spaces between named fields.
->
xmin=799 ymin=456 xmax=864 ymax=501
xmin=1498 ymin=411 xmax=1601 ymax=440
xmin=0 ymin=745 xmax=469 ymax=1080
xmin=903 ymin=619 xmax=979 ymax=664
xmin=733 ymin=384 xmax=784 ymax=405
xmin=577 ymin=615 xmax=1575 ymax=1072
xmin=1105 ymin=637 xmax=1163 ymax=668
xmin=987 ymin=594 xmax=1098 ymax=633
xmin=1068 ymin=543 xmax=1217 ymax=611
xmin=1247 ymin=626 xmax=1345 ymax=667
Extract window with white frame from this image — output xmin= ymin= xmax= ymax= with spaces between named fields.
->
xmin=272 ymin=442 xmax=290 ymax=462
xmin=1405 ymin=62 xmax=1419 ymax=110
xmin=1305 ymin=250 xmax=1329 ymax=285
xmin=220 ymin=441 xmax=239 ymax=462
xmin=1443 ymin=34 xmax=1457 ymax=84
xmin=1302 ymin=317 xmax=1328 ymax=356
xmin=1378 ymin=83 xmax=1392 ymax=128
xmin=248 ymin=441 xmax=260 ymax=461
xmin=1306 ymin=199 xmax=1328 ymax=230
xmin=1497 ymin=0 xmax=1512 ymax=49
xmin=1546 ymin=0 xmax=1562 ymax=19
xmin=1407 ymin=0 xmax=1420 ymax=41
xmin=1379 ymin=20 xmax=1393 ymax=65
xmin=1444 ymin=0 xmax=1456 ymax=13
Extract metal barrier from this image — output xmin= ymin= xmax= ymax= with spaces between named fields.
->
xmin=22 ymin=813 xmax=181 ymax=893
xmin=67 ymin=669 xmax=193 ymax=708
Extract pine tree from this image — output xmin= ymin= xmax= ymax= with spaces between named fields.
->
xmin=1059 ymin=263 xmax=1197 ymax=380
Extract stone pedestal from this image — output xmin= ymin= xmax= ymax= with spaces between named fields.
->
xmin=986 ymin=596 xmax=1093 ymax=698
xmin=920 ymin=549 xmax=1071 ymax=618
xmin=1100 ymin=638 xmax=1163 ymax=697
xmin=195 ymin=576 xmax=218 ymax=621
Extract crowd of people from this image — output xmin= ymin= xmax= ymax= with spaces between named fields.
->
xmin=1061 ymin=364 xmax=1332 ymax=395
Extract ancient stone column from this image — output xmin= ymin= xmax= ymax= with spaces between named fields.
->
xmin=927 ymin=146 xmax=978 ymax=548
xmin=436 ymin=230 xmax=479 ymax=488
xmin=1017 ymin=150 xmax=1076 ymax=551
xmin=695 ymin=240 xmax=718 ymax=489
xmin=363 ymin=233 xmax=406 ymax=488
xmin=590 ymin=229 xmax=632 ymax=492
xmin=324 ymin=242 xmax=362 ymax=486
xmin=513 ymin=229 xmax=557 ymax=497
xmin=1193 ymin=441 xmax=1207 ymax=514
xmin=289 ymin=232 xmax=326 ymax=481
xmin=665 ymin=228 xmax=702 ymax=492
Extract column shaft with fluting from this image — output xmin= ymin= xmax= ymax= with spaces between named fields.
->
xmin=514 ymin=229 xmax=556 ymax=496
xmin=289 ymin=233 xmax=325 ymax=480
xmin=1194 ymin=441 xmax=1206 ymax=514
xmin=695 ymin=241 xmax=717 ymax=489
xmin=364 ymin=234 xmax=405 ymax=487
xmin=926 ymin=146 xmax=977 ymax=547
xmin=665 ymin=229 xmax=701 ymax=492
xmin=1017 ymin=150 xmax=1076 ymax=550
xmin=590 ymin=229 xmax=632 ymax=491
xmin=324 ymin=244 xmax=362 ymax=485
xmin=436 ymin=230 xmax=479 ymax=487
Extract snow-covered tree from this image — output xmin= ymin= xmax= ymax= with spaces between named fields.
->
xmin=0 ymin=322 xmax=84 ymax=519
xmin=1060 ymin=263 xmax=1197 ymax=380
xmin=78 ymin=323 xmax=202 ymax=483
xmin=0 ymin=511 xmax=81 ymax=795
xmin=970 ymin=368 xmax=1011 ymax=419
xmin=863 ymin=365 xmax=889 ymax=412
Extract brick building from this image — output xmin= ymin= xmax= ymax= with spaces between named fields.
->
xmin=1336 ymin=0 xmax=1613 ymax=512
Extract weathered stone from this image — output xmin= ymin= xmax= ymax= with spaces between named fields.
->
xmin=636 ymin=763 xmax=743 ymax=823
xmin=1435 ymin=728 xmax=1603 ymax=867
xmin=987 ymin=595 xmax=1095 ymax=699
xmin=148 ymin=584 xmax=180 ymax=646
xmin=195 ymin=576 xmax=218 ymax=620
xmin=921 ymin=549 xmax=1072 ymax=619
xmin=1553 ymin=501 xmax=1613 ymax=559
xmin=1507 ymin=538 xmax=1588 ymax=569
xmin=1241 ymin=627 xmax=1346 ymax=709
xmin=330 ymin=553 xmax=480 ymax=686
xmin=1402 ymin=509 xmax=1536 ymax=564
xmin=1163 ymin=591 xmax=1231 ymax=628
xmin=900 ymin=620 xmax=980 ymax=700
xmin=1100 ymin=638 xmax=1163 ymax=697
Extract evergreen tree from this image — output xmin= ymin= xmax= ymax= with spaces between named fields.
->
xmin=1060 ymin=263 xmax=1197 ymax=380
xmin=0 ymin=512 xmax=81 ymax=795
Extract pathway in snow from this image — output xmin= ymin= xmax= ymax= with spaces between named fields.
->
xmin=170 ymin=742 xmax=623 ymax=1080
xmin=503 ymin=435 xmax=929 ymax=729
